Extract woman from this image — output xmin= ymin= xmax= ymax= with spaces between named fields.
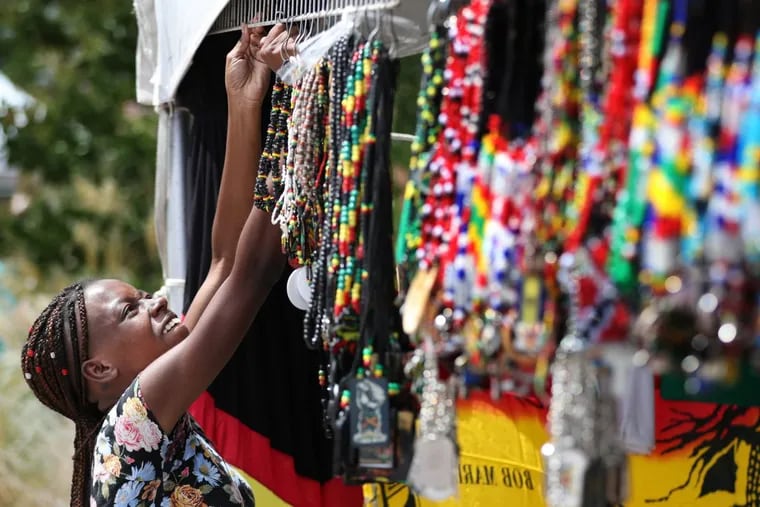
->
xmin=21 ymin=23 xmax=295 ymax=506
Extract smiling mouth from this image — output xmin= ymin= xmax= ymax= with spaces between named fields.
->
xmin=162 ymin=316 xmax=181 ymax=334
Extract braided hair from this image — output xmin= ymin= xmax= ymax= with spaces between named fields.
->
xmin=21 ymin=281 xmax=103 ymax=507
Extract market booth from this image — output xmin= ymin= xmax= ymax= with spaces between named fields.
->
xmin=134 ymin=0 xmax=760 ymax=505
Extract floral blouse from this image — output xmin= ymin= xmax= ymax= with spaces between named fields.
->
xmin=90 ymin=377 xmax=255 ymax=506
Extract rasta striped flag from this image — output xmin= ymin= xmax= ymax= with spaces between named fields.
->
xmin=366 ymin=387 xmax=760 ymax=507
xmin=364 ymin=392 xmax=549 ymax=507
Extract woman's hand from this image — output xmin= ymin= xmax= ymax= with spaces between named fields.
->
xmin=225 ymin=22 xmax=271 ymax=109
xmin=257 ymin=23 xmax=298 ymax=72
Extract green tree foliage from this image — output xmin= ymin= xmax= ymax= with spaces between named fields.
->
xmin=392 ymin=55 xmax=422 ymax=166
xmin=0 ymin=1 xmax=161 ymax=289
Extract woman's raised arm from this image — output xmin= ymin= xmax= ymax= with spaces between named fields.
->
xmin=139 ymin=25 xmax=290 ymax=433
xmin=183 ymin=23 xmax=273 ymax=331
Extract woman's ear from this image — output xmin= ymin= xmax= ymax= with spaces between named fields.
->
xmin=81 ymin=358 xmax=118 ymax=386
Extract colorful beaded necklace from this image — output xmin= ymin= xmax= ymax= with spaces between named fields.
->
xmin=439 ymin=0 xmax=491 ymax=326
xmin=395 ymin=25 xmax=448 ymax=276
xmin=607 ymin=0 xmax=669 ymax=296
xmin=272 ymin=61 xmax=330 ymax=267
xmin=255 ymin=77 xmax=292 ymax=212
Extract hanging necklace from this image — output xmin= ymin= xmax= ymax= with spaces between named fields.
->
xmin=738 ymin=33 xmax=760 ymax=268
xmin=607 ymin=0 xmax=669 ymax=296
xmin=532 ymin=0 xmax=581 ymax=254
xmin=440 ymin=0 xmax=490 ymax=327
xmin=396 ymin=25 xmax=448 ymax=277
xmin=417 ymin=10 xmax=470 ymax=273
xmin=682 ymin=33 xmax=728 ymax=266
xmin=255 ymin=77 xmax=292 ymax=212
xmin=273 ymin=62 xmax=330 ymax=268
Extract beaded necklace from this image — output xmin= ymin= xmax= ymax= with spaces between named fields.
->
xmin=440 ymin=0 xmax=490 ymax=326
xmin=563 ymin=0 xmax=604 ymax=253
xmin=607 ymin=0 xmax=669 ymax=295
xmin=395 ymin=25 xmax=448 ymax=275
xmin=273 ymin=61 xmax=331 ymax=267
xmin=638 ymin=0 xmax=693 ymax=295
xmin=739 ymin=33 xmax=760 ymax=268
xmin=699 ymin=34 xmax=754 ymax=329
xmin=333 ymin=40 xmax=377 ymax=324
xmin=417 ymin=3 xmax=472 ymax=273
xmin=275 ymin=74 xmax=304 ymax=260
xmin=255 ymin=77 xmax=292 ymax=212
xmin=561 ymin=0 xmax=643 ymax=347
xmin=708 ymin=34 xmax=753 ymax=263
xmin=593 ymin=0 xmax=645 ymax=262
xmin=328 ymin=43 xmax=406 ymax=457
xmin=354 ymin=45 xmax=400 ymax=394
xmin=682 ymin=33 xmax=728 ymax=266
xmin=303 ymin=36 xmax=355 ymax=436
xmin=565 ymin=0 xmax=643 ymax=255
xmin=532 ymin=0 xmax=580 ymax=252
xmin=478 ymin=0 xmax=564 ymax=361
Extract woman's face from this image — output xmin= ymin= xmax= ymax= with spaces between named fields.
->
xmin=83 ymin=279 xmax=189 ymax=396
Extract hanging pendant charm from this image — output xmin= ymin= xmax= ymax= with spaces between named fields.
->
xmin=543 ymin=446 xmax=590 ymax=507
xmin=543 ymin=345 xmax=599 ymax=507
xmin=409 ymin=434 xmax=459 ymax=501
xmin=287 ymin=266 xmax=312 ymax=310
xmin=349 ymin=377 xmax=391 ymax=447
xmin=407 ymin=335 xmax=459 ymax=501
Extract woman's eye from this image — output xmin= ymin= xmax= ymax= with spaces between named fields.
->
xmin=122 ymin=304 xmax=138 ymax=320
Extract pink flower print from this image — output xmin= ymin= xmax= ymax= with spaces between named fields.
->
xmin=114 ymin=415 xmax=144 ymax=452
xmin=138 ymin=419 xmax=162 ymax=452
xmin=181 ymin=466 xmax=190 ymax=478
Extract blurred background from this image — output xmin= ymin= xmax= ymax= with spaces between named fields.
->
xmin=0 ymin=2 xmax=159 ymax=504
xmin=0 ymin=2 xmax=419 ymax=505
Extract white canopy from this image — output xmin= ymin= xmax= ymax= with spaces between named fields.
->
xmin=134 ymin=0 xmax=229 ymax=106
xmin=134 ymin=0 xmax=430 ymax=106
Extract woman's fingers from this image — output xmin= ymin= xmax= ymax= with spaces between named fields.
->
xmin=249 ymin=16 xmax=265 ymax=42
xmin=227 ymin=23 xmax=251 ymax=62
xmin=257 ymin=24 xmax=300 ymax=70
xmin=249 ymin=26 xmax=265 ymax=49
xmin=251 ymin=20 xmax=266 ymax=38
xmin=264 ymin=23 xmax=287 ymax=43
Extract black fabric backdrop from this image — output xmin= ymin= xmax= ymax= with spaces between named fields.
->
xmin=175 ymin=32 xmax=334 ymax=484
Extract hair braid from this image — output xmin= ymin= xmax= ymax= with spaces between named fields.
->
xmin=21 ymin=281 xmax=102 ymax=507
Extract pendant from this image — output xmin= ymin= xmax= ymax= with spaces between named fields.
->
xmin=287 ymin=266 xmax=311 ymax=310
xmin=544 ymin=447 xmax=590 ymax=507
xmin=514 ymin=272 xmax=548 ymax=354
xmin=408 ymin=334 xmax=459 ymax=500
xmin=358 ymin=432 xmax=395 ymax=469
xmin=408 ymin=436 xmax=459 ymax=501
xmin=480 ymin=319 xmax=501 ymax=357
xmin=349 ymin=378 xmax=391 ymax=446
xmin=402 ymin=266 xmax=439 ymax=335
